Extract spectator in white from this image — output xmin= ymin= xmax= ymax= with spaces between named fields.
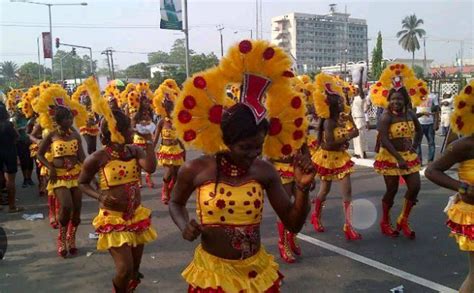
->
xmin=416 ymin=92 xmax=440 ymax=164
xmin=440 ymin=90 xmax=454 ymax=136
xmin=351 ymin=67 xmax=369 ymax=158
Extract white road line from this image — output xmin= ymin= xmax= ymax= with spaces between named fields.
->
xmin=297 ymin=233 xmax=457 ymax=293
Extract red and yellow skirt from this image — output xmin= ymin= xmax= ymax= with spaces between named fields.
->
xmin=157 ymin=144 xmax=185 ymax=167
xmin=374 ymin=148 xmax=420 ymax=176
xmin=306 ymin=133 xmax=319 ymax=157
xmin=80 ymin=125 xmax=100 ymax=136
xmin=183 ymin=245 xmax=283 ymax=293
xmin=92 ymin=205 xmax=157 ymax=251
xmin=133 ymin=134 xmax=147 ymax=149
xmin=312 ymin=149 xmax=354 ymax=181
xmin=29 ymin=143 xmax=38 ymax=158
xmin=47 ymin=164 xmax=81 ymax=191
xmin=446 ymin=200 xmax=474 ymax=251
xmin=272 ymin=161 xmax=294 ymax=185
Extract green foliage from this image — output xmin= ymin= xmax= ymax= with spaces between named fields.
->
xmin=371 ymin=32 xmax=384 ymax=80
xmin=124 ymin=62 xmax=150 ymax=79
xmin=0 ymin=61 xmax=19 ymax=83
xmin=52 ymin=50 xmax=98 ymax=81
xmin=17 ymin=62 xmax=52 ymax=88
xmin=396 ymin=14 xmax=426 ymax=66
xmin=412 ymin=65 xmax=425 ymax=79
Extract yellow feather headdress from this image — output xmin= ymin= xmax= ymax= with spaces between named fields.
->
xmin=153 ymin=80 xmax=180 ymax=117
xmin=71 ymin=84 xmax=88 ymax=103
xmin=312 ymin=73 xmax=345 ymax=119
xmin=450 ymin=81 xmax=474 ymax=136
xmin=7 ymin=89 xmax=24 ymax=112
xmin=35 ymin=86 xmax=87 ymax=131
xmin=370 ymin=64 xmax=428 ymax=108
xmin=173 ymin=39 xmax=307 ymax=158
xmin=84 ymin=77 xmax=124 ymax=143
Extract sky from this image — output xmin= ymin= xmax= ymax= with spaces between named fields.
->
xmin=0 ymin=0 xmax=473 ymax=71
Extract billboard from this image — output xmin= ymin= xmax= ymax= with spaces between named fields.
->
xmin=42 ymin=32 xmax=52 ymax=59
xmin=160 ymin=0 xmax=183 ymax=30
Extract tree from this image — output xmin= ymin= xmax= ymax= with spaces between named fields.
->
xmin=52 ymin=50 xmax=98 ymax=81
xmin=190 ymin=53 xmax=219 ymax=74
xmin=412 ymin=65 xmax=425 ymax=79
xmin=0 ymin=61 xmax=19 ymax=83
xmin=371 ymin=31 xmax=384 ymax=80
xmin=17 ymin=62 xmax=51 ymax=88
xmin=396 ymin=14 xmax=426 ymax=67
xmin=124 ymin=62 xmax=150 ymax=79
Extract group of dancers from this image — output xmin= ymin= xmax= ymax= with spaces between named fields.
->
xmin=4 ymin=39 xmax=474 ymax=292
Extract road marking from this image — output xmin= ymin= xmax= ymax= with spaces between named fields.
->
xmin=297 ymin=233 xmax=457 ymax=293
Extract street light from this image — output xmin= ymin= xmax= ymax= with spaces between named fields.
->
xmin=233 ymin=29 xmax=253 ymax=39
xmin=10 ymin=0 xmax=88 ymax=80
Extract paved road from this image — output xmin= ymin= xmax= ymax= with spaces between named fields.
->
xmin=0 ymin=146 xmax=464 ymax=292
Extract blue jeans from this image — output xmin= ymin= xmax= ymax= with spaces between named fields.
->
xmin=417 ymin=124 xmax=436 ymax=162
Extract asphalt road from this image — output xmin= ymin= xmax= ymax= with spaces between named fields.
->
xmin=0 ymin=136 xmax=464 ymax=292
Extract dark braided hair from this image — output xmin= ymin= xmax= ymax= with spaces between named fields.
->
xmin=100 ymin=110 xmax=131 ymax=146
xmin=214 ymin=103 xmax=269 ymax=192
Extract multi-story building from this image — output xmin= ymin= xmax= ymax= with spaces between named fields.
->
xmin=271 ymin=6 xmax=368 ymax=74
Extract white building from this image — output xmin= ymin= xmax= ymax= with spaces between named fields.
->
xmin=271 ymin=5 xmax=368 ymax=74
xmin=149 ymin=63 xmax=180 ymax=77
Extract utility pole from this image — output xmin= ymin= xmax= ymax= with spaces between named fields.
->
xmin=217 ymin=25 xmax=224 ymax=57
xmin=183 ymin=0 xmax=190 ymax=78
xmin=110 ymin=49 xmax=115 ymax=80
xmin=460 ymin=40 xmax=464 ymax=78
xmin=423 ymin=37 xmax=427 ymax=75
xmin=101 ymin=49 xmax=115 ymax=80
xmin=101 ymin=50 xmax=112 ymax=80
xmin=255 ymin=0 xmax=259 ymax=40
xmin=37 ymin=36 xmax=41 ymax=80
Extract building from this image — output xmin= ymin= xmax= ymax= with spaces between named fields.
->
xmin=271 ymin=5 xmax=368 ymax=74
xmin=149 ymin=63 xmax=181 ymax=78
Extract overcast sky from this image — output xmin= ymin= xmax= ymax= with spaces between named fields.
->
xmin=1 ymin=0 xmax=473 ymax=70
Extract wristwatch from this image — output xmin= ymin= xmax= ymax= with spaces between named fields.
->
xmin=459 ymin=182 xmax=469 ymax=195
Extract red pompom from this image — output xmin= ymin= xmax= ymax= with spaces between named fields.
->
xmin=294 ymin=117 xmax=303 ymax=127
xmin=409 ymin=88 xmax=416 ymax=96
xmin=178 ymin=110 xmax=192 ymax=123
xmin=183 ymin=95 xmax=196 ymax=109
xmin=281 ymin=144 xmax=292 ymax=156
xmin=263 ymin=47 xmax=275 ymax=60
xmin=268 ymin=118 xmax=282 ymax=136
xmin=395 ymin=64 xmax=400 ymax=69
xmin=208 ymin=105 xmax=223 ymax=124
xmin=382 ymin=90 xmax=389 ymax=97
xmin=183 ymin=130 xmax=196 ymax=142
xmin=395 ymin=70 xmax=401 ymax=75
xmin=390 ymin=65 xmax=395 ymax=70
xmin=239 ymin=40 xmax=252 ymax=54
xmin=401 ymin=64 xmax=405 ymax=69
xmin=291 ymin=96 xmax=302 ymax=109
xmin=293 ymin=130 xmax=304 ymax=140
xmin=458 ymin=101 xmax=467 ymax=109
xmin=193 ymin=76 xmax=207 ymax=89
xmin=373 ymin=89 xmax=378 ymax=94
xmin=283 ymin=70 xmax=295 ymax=78
xmin=456 ymin=116 xmax=464 ymax=130
xmin=376 ymin=82 xmax=382 ymax=87
xmin=420 ymin=88 xmax=427 ymax=96
xmin=465 ymin=86 xmax=472 ymax=95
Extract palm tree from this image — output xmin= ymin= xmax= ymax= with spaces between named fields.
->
xmin=396 ymin=14 xmax=426 ymax=67
xmin=0 ymin=61 xmax=19 ymax=82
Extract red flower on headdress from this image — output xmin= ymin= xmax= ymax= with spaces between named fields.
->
xmin=282 ymin=70 xmax=294 ymax=78
xmin=239 ymin=40 xmax=252 ymax=54
xmin=293 ymin=130 xmax=304 ymax=140
xmin=178 ymin=110 xmax=192 ymax=123
xmin=458 ymin=101 xmax=467 ymax=109
xmin=291 ymin=97 xmax=302 ymax=109
xmin=294 ymin=117 xmax=303 ymax=128
xmin=465 ymin=86 xmax=472 ymax=95
xmin=183 ymin=95 xmax=196 ymax=109
xmin=268 ymin=118 xmax=282 ymax=136
xmin=183 ymin=130 xmax=196 ymax=142
xmin=281 ymin=144 xmax=292 ymax=156
xmin=193 ymin=76 xmax=206 ymax=89
xmin=208 ymin=105 xmax=223 ymax=124
xmin=263 ymin=47 xmax=275 ymax=60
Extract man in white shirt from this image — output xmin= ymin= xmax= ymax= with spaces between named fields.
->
xmin=440 ymin=91 xmax=454 ymax=136
xmin=351 ymin=67 xmax=368 ymax=158
xmin=416 ymin=92 xmax=440 ymax=164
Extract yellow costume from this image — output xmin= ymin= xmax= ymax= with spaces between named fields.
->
xmin=272 ymin=161 xmax=294 ymax=185
xmin=46 ymin=139 xmax=81 ymax=191
xmin=93 ymin=158 xmax=157 ymax=250
xmin=446 ymin=160 xmax=474 ymax=251
xmin=157 ymin=119 xmax=185 ymax=166
xmin=183 ymin=181 xmax=282 ymax=292
xmin=312 ymin=124 xmax=354 ymax=181
xmin=374 ymin=121 xmax=421 ymax=176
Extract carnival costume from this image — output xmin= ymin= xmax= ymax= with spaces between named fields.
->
xmin=72 ymin=84 xmax=99 ymax=137
xmin=309 ymin=73 xmax=361 ymax=240
xmin=370 ymin=64 xmax=427 ymax=239
xmin=173 ymin=40 xmax=306 ymax=292
xmin=34 ymin=85 xmax=87 ymax=257
xmin=153 ymin=79 xmax=185 ymax=204
xmin=444 ymin=81 xmax=474 ymax=251
xmin=6 ymin=89 xmax=24 ymax=114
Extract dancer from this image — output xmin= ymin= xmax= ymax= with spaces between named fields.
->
xmin=130 ymin=82 xmax=156 ymax=188
xmin=72 ymin=85 xmax=99 ymax=154
xmin=153 ymin=80 xmax=185 ymax=205
xmin=371 ymin=64 xmax=425 ymax=239
xmin=79 ymin=78 xmax=157 ymax=293
xmin=170 ymin=40 xmax=314 ymax=292
xmin=425 ymin=81 xmax=474 ymax=292
xmin=310 ymin=73 xmax=361 ymax=240
xmin=36 ymin=86 xmax=87 ymax=257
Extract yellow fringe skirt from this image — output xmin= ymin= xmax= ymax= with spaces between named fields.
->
xmin=47 ymin=164 xmax=81 ymax=191
xmin=447 ymin=200 xmax=474 ymax=251
xmin=157 ymin=144 xmax=185 ymax=166
xmin=272 ymin=161 xmax=294 ymax=185
xmin=133 ymin=134 xmax=147 ymax=148
xmin=374 ymin=148 xmax=421 ymax=176
xmin=92 ymin=205 xmax=157 ymax=251
xmin=312 ymin=148 xmax=354 ymax=181
xmin=80 ymin=125 xmax=100 ymax=136
xmin=183 ymin=244 xmax=282 ymax=293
